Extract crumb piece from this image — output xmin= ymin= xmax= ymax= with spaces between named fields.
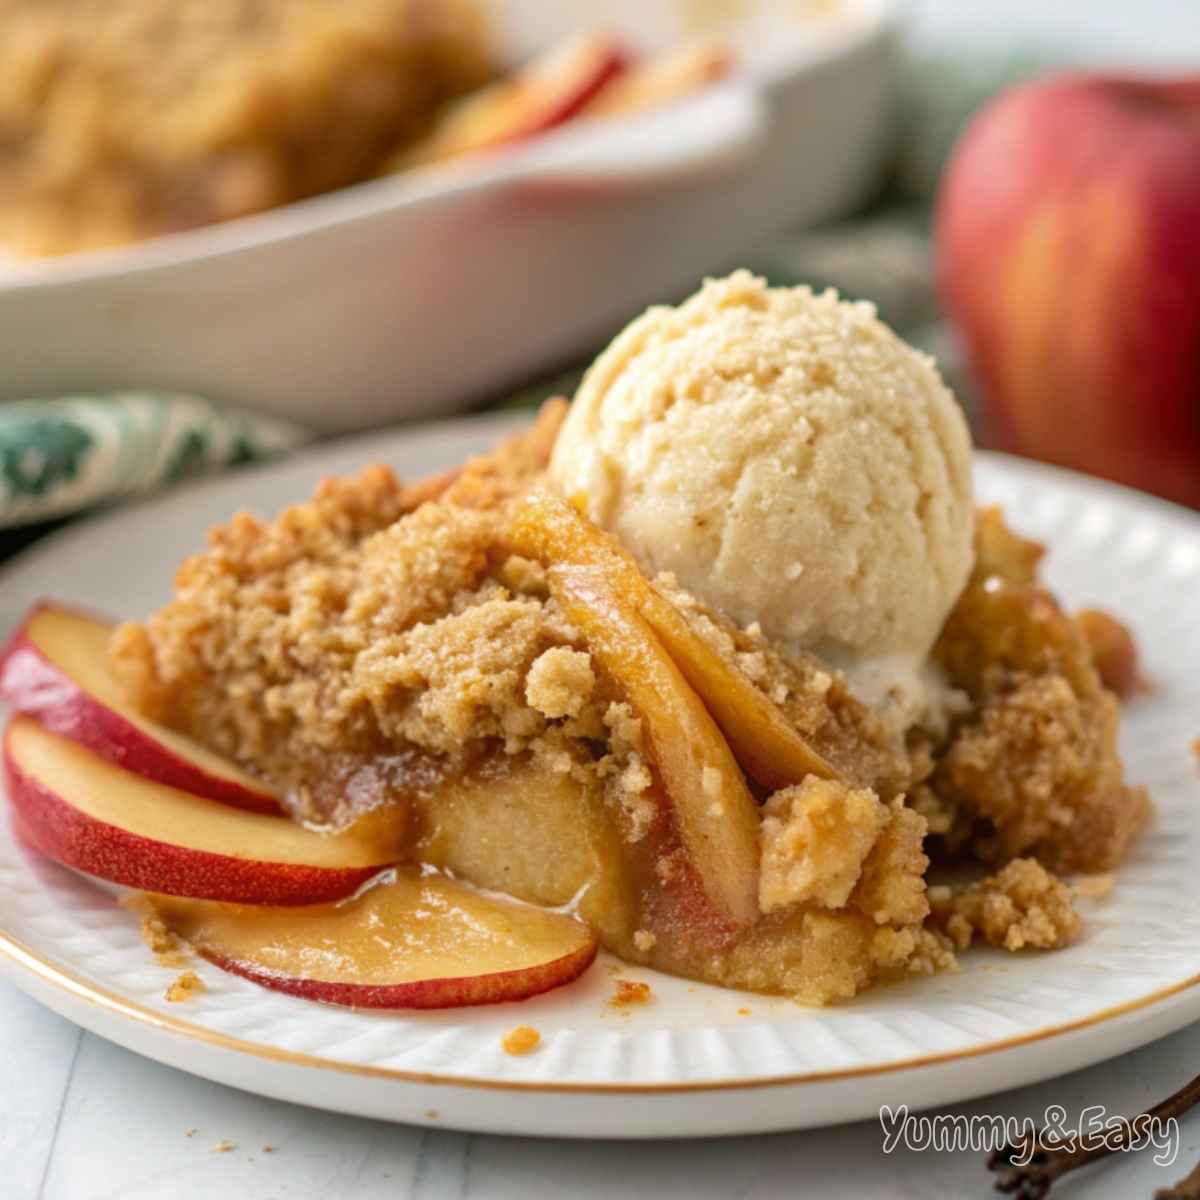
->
xmin=185 ymin=1129 xmax=196 ymax=1138
xmin=904 ymin=927 xmax=959 ymax=975
xmin=262 ymin=1144 xmax=275 ymax=1153
xmin=497 ymin=554 xmax=548 ymax=597
xmin=525 ymin=646 xmax=595 ymax=719
xmin=758 ymin=778 xmax=889 ymax=912
xmin=610 ymin=980 xmax=652 ymax=1008
xmin=632 ymin=929 xmax=657 ymax=952
xmin=165 ymin=970 xmax=205 ymax=1003
xmin=1192 ymin=738 xmax=1200 ymax=766
xmin=736 ymin=1007 xmax=751 ymax=1016
xmin=851 ymin=799 xmax=931 ymax=927
xmin=600 ymin=702 xmax=657 ymax=841
xmin=124 ymin=896 xmax=188 ymax=967
xmin=735 ymin=649 xmax=767 ymax=683
xmin=212 ymin=1141 xmax=236 ymax=1154
xmin=930 ymin=859 xmax=1082 ymax=952
xmin=501 ymin=1025 xmax=541 ymax=1055
xmin=1075 ymin=609 xmax=1141 ymax=698
xmin=423 ymin=1111 xmax=439 ymax=1122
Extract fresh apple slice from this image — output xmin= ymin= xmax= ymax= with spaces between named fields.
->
xmin=147 ymin=867 xmax=598 ymax=1009
xmin=396 ymin=30 xmax=631 ymax=167
xmin=508 ymin=492 xmax=839 ymax=789
xmin=0 ymin=604 xmax=280 ymax=813
xmin=3 ymin=717 xmax=398 ymax=905
xmin=582 ymin=38 xmax=731 ymax=118
xmin=548 ymin=565 xmax=760 ymax=927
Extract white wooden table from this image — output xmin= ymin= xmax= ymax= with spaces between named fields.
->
xmin=4 ymin=974 xmax=1200 ymax=1199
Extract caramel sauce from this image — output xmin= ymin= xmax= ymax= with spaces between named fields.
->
xmin=148 ymin=866 xmax=594 ymax=990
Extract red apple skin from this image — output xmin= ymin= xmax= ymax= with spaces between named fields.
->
xmin=199 ymin=941 xmax=598 ymax=1009
xmin=0 ymin=604 xmax=280 ymax=814
xmin=403 ymin=33 xmax=632 ymax=167
xmin=936 ymin=74 xmax=1200 ymax=508
xmin=3 ymin=742 xmax=380 ymax=906
xmin=511 ymin=41 xmax=631 ymax=143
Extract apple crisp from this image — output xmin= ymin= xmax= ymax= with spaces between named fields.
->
xmin=109 ymin=405 xmax=1150 ymax=1003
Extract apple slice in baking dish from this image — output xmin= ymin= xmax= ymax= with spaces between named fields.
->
xmin=148 ymin=868 xmax=599 ymax=1009
xmin=2 ymin=717 xmax=397 ymax=905
xmin=396 ymin=30 xmax=630 ymax=166
xmin=0 ymin=603 xmax=281 ymax=813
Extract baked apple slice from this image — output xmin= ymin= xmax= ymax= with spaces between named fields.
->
xmin=3 ymin=718 xmax=397 ymax=904
xmin=549 ymin=565 xmax=760 ymax=926
xmin=0 ymin=604 xmax=280 ymax=813
xmin=582 ymin=38 xmax=732 ymax=118
xmin=397 ymin=30 xmax=630 ymax=167
xmin=509 ymin=493 xmax=838 ymax=789
xmin=148 ymin=868 xmax=598 ymax=1009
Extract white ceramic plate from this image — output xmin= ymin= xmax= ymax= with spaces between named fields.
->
xmin=2 ymin=412 xmax=1199 ymax=1139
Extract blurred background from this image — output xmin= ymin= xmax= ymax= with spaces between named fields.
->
xmin=1 ymin=0 xmax=1198 ymax=555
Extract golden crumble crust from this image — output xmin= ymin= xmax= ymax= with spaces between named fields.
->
xmin=927 ymin=510 xmax=1149 ymax=873
xmin=930 ymin=858 xmax=1081 ymax=952
xmin=759 ymin=778 xmax=890 ymax=913
xmin=0 ymin=0 xmax=493 ymax=256
xmin=109 ymin=404 xmax=570 ymax=814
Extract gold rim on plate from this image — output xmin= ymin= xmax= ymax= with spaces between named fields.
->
xmin=2 ymin=924 xmax=1199 ymax=1094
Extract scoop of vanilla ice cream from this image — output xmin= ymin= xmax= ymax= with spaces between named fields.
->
xmin=549 ymin=271 xmax=975 ymax=718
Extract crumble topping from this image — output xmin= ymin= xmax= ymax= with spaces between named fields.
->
xmin=0 ymin=0 xmax=493 ymax=257
xmin=851 ymin=799 xmax=930 ymax=927
xmin=110 ymin=404 xmax=572 ymax=815
xmin=759 ymin=778 xmax=890 ymax=912
xmin=525 ymin=647 xmax=596 ymax=720
xmin=597 ymin=702 xmax=656 ymax=842
xmin=930 ymin=859 xmax=1081 ymax=952
xmin=610 ymin=980 xmax=652 ymax=1007
xmin=926 ymin=508 xmax=1150 ymax=873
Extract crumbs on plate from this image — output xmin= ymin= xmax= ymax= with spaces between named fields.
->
xmin=609 ymin=980 xmax=652 ymax=1008
xmin=165 ymin=970 xmax=205 ymax=1003
xmin=501 ymin=1025 xmax=540 ymax=1056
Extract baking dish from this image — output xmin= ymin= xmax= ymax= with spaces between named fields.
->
xmin=0 ymin=0 xmax=898 ymax=433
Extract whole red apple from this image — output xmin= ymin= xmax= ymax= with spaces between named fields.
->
xmin=936 ymin=73 xmax=1200 ymax=508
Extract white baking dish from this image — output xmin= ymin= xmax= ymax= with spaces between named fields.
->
xmin=0 ymin=0 xmax=898 ymax=433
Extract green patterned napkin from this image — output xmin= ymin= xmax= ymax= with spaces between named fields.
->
xmin=0 ymin=394 xmax=308 ymax=529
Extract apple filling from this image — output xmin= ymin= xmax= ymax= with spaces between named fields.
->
xmin=0 ymin=403 xmax=1151 ymax=1007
